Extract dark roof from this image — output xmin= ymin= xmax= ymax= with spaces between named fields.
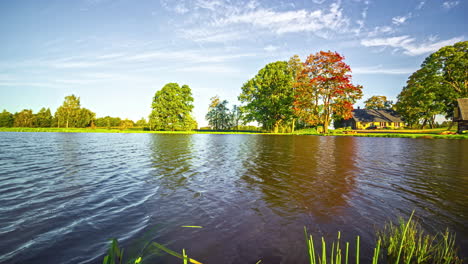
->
xmin=456 ymin=98 xmax=468 ymax=120
xmin=351 ymin=109 xmax=404 ymax=123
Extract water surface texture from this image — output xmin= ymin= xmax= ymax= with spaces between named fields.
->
xmin=0 ymin=133 xmax=467 ymax=263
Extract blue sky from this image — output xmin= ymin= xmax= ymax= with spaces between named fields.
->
xmin=0 ymin=0 xmax=466 ymax=126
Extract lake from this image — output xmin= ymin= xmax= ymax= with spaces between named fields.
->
xmin=0 ymin=132 xmax=467 ymax=263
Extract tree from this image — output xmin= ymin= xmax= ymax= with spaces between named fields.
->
xmin=34 ymin=107 xmax=53 ymax=127
xmin=76 ymin=108 xmax=96 ymax=128
xmin=0 ymin=110 xmax=14 ymax=127
xmin=120 ymin=119 xmax=134 ymax=130
xmin=136 ymin=118 xmax=148 ymax=127
xmin=55 ymin=95 xmax=81 ymax=128
xmin=14 ymin=109 xmax=34 ymax=127
xmin=149 ymin=83 xmax=195 ymax=131
xmin=206 ymin=96 xmax=232 ymax=130
xmin=287 ymin=55 xmax=304 ymax=132
xmin=230 ymin=105 xmax=244 ymax=130
xmin=294 ymin=51 xmax=363 ymax=133
xmin=419 ymin=41 xmax=467 ymax=118
xmin=395 ymin=67 xmax=445 ymax=128
xmin=364 ymin=96 xmax=393 ymax=109
xmin=395 ymin=41 xmax=467 ymax=128
xmin=239 ymin=61 xmax=295 ymax=133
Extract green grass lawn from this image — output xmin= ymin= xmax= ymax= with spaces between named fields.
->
xmin=1 ymin=127 xmax=467 ymax=139
xmin=0 ymin=127 xmax=264 ymax=135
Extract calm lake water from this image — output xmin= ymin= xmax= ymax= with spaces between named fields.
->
xmin=0 ymin=132 xmax=467 ymax=263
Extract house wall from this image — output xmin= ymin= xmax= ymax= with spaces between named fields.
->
xmin=356 ymin=122 xmax=405 ymax=129
xmin=457 ymin=121 xmax=468 ymax=133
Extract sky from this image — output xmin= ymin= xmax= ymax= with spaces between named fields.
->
xmin=0 ymin=0 xmax=466 ymax=127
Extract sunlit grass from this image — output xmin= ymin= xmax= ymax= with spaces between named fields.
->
xmin=2 ymin=127 xmax=467 ymax=139
xmin=379 ymin=213 xmax=463 ymax=264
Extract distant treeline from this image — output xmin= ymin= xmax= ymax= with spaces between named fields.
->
xmin=0 ymin=95 xmax=148 ymax=129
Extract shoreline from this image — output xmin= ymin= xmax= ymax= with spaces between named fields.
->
xmin=1 ymin=127 xmax=467 ymax=139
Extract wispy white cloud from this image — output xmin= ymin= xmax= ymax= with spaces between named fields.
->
xmin=312 ymin=0 xmax=327 ymax=4
xmin=416 ymin=1 xmax=425 ymax=10
xmin=264 ymin=45 xmax=279 ymax=52
xmin=392 ymin=13 xmax=411 ymax=25
xmin=182 ymin=29 xmax=246 ymax=43
xmin=214 ymin=3 xmax=351 ymax=35
xmin=124 ymin=50 xmax=255 ymax=63
xmin=95 ymin=53 xmax=126 ymax=59
xmin=361 ymin=35 xmax=464 ymax=56
xmin=442 ymin=1 xmax=460 ymax=9
xmin=352 ymin=65 xmax=417 ymax=75
xmin=174 ymin=3 xmax=189 ymax=14
xmin=177 ymin=65 xmax=240 ymax=73
xmin=195 ymin=0 xmax=223 ymax=10
xmin=367 ymin=26 xmax=394 ymax=37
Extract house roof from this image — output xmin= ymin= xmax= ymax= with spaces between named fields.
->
xmin=456 ymin=98 xmax=468 ymax=120
xmin=351 ymin=109 xmax=404 ymax=123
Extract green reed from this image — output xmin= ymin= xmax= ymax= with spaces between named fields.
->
xmin=378 ymin=213 xmax=462 ymax=264
xmin=103 ymin=213 xmax=463 ymax=264
xmin=303 ymin=211 xmax=463 ymax=264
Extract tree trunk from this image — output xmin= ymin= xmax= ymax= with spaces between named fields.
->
xmin=447 ymin=121 xmax=454 ymax=130
xmin=291 ymin=118 xmax=296 ymax=133
xmin=273 ymin=122 xmax=279 ymax=133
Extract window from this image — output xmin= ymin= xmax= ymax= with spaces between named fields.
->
xmin=380 ymin=122 xmax=385 ymax=127
xmin=394 ymin=122 xmax=400 ymax=128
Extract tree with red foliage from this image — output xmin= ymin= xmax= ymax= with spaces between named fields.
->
xmin=294 ymin=51 xmax=362 ymax=133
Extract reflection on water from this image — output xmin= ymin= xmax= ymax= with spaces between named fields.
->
xmin=0 ymin=133 xmax=467 ymax=264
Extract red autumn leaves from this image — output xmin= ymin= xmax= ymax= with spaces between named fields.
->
xmin=294 ymin=51 xmax=363 ymax=133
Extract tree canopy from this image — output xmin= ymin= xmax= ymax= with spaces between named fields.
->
xmin=294 ymin=51 xmax=363 ymax=133
xmin=149 ymin=83 xmax=196 ymax=131
xmin=364 ymin=96 xmax=393 ymax=110
xmin=54 ymin=95 xmax=96 ymax=128
xmin=395 ymin=41 xmax=467 ymax=128
xmin=239 ymin=61 xmax=295 ymax=133
xmin=0 ymin=110 xmax=14 ymax=127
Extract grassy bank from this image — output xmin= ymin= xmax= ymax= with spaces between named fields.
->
xmin=0 ymin=127 xmax=263 ymax=135
xmin=103 ymin=212 xmax=464 ymax=264
xmin=1 ymin=127 xmax=467 ymax=139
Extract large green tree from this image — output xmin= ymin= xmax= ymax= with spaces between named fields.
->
xmin=395 ymin=41 xmax=467 ymax=127
xmin=294 ymin=51 xmax=363 ymax=133
xmin=34 ymin=107 xmax=53 ymax=127
xmin=364 ymin=96 xmax=393 ymax=110
xmin=54 ymin=95 xmax=96 ymax=128
xmin=55 ymin=95 xmax=81 ymax=128
xmin=239 ymin=61 xmax=295 ymax=133
xmin=0 ymin=110 xmax=14 ymax=127
xmin=14 ymin=109 xmax=34 ymax=127
xmin=395 ymin=67 xmax=445 ymax=128
xmin=149 ymin=83 xmax=195 ymax=131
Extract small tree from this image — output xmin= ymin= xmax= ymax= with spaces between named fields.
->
xmin=14 ymin=109 xmax=34 ymax=127
xmin=0 ymin=110 xmax=14 ymax=127
xmin=364 ymin=96 xmax=393 ymax=110
xmin=206 ymin=96 xmax=232 ymax=130
xmin=55 ymin=95 xmax=81 ymax=128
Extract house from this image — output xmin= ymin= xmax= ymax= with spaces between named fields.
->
xmin=339 ymin=108 xmax=405 ymax=130
xmin=454 ymin=98 xmax=468 ymax=133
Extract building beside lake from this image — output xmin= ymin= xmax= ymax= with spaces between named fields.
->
xmin=338 ymin=108 xmax=405 ymax=130
xmin=454 ymin=98 xmax=468 ymax=133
